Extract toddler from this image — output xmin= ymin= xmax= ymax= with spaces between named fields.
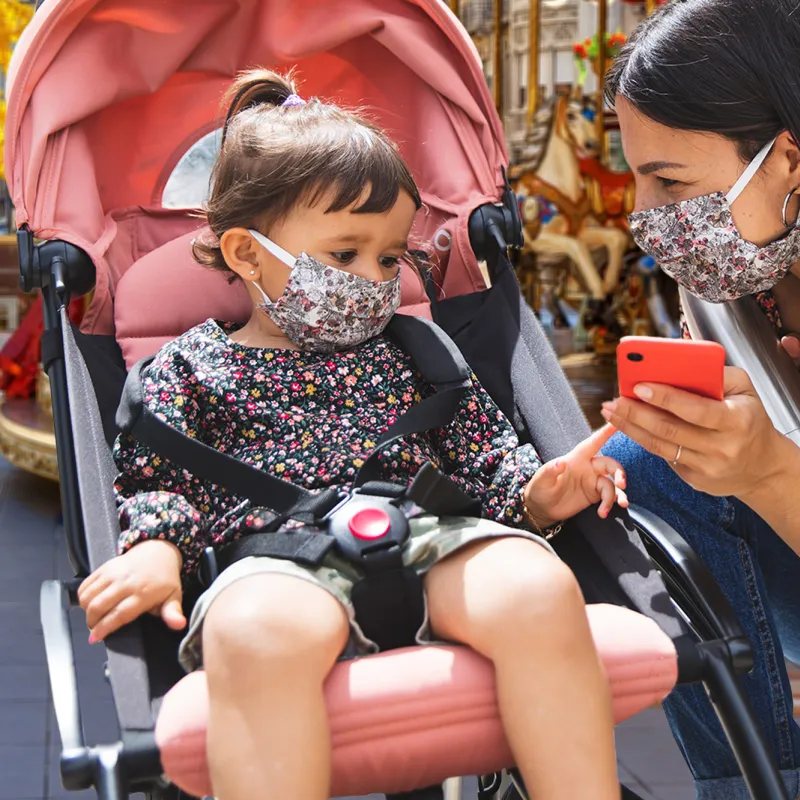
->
xmin=79 ymin=70 xmax=627 ymax=800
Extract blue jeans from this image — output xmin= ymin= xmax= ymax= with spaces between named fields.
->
xmin=603 ymin=433 xmax=800 ymax=800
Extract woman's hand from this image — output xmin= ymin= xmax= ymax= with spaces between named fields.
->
xmin=781 ymin=334 xmax=800 ymax=367
xmin=78 ymin=539 xmax=186 ymax=643
xmin=523 ymin=424 xmax=628 ymax=530
xmin=600 ymin=367 xmax=784 ymax=500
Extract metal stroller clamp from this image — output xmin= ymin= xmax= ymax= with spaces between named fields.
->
xmin=681 ymin=287 xmax=800 ymax=446
xmin=4 ymin=0 xmax=793 ymax=797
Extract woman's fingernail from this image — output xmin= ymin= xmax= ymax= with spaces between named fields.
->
xmin=633 ymin=385 xmax=653 ymax=400
xmin=602 ymin=399 xmax=618 ymax=412
xmin=601 ymin=409 xmax=612 ymax=422
xmin=88 ymin=634 xmax=96 ymax=645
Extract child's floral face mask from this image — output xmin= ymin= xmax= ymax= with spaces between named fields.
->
xmin=248 ymin=229 xmax=401 ymax=353
xmin=628 ymin=138 xmax=800 ymax=304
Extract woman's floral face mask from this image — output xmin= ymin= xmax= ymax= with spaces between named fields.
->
xmin=248 ymin=229 xmax=401 ymax=353
xmin=628 ymin=138 xmax=800 ymax=303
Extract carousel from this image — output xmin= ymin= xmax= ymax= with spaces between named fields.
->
xmin=0 ymin=0 xmax=55 ymax=479
xmin=1 ymin=0 xmax=671 ymax=482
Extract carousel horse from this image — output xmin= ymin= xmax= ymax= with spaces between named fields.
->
xmin=511 ymin=92 xmax=631 ymax=302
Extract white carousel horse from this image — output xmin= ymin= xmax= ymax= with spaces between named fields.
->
xmin=511 ymin=93 xmax=630 ymax=301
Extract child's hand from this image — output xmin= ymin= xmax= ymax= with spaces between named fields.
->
xmin=523 ymin=424 xmax=628 ymax=530
xmin=78 ymin=539 xmax=186 ymax=643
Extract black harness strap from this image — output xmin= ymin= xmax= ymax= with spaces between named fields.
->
xmin=353 ymin=384 xmax=468 ymax=487
xmin=117 ymin=357 xmax=313 ymax=514
xmin=216 ymin=530 xmax=337 ymax=572
xmin=116 ymin=316 xmax=475 ymax=516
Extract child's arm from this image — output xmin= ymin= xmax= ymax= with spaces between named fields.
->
xmin=79 ymin=349 xmax=212 ymax=641
xmin=432 ymin=375 xmax=627 ymax=530
xmin=113 ymin=350 xmax=213 ymax=579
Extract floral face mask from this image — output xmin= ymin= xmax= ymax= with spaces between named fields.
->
xmin=629 ymin=138 xmax=800 ymax=303
xmin=248 ymin=229 xmax=401 ymax=353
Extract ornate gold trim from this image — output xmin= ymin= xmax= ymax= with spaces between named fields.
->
xmin=0 ymin=400 xmax=59 ymax=482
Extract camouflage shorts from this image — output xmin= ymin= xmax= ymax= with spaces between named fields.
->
xmin=179 ymin=516 xmax=555 ymax=672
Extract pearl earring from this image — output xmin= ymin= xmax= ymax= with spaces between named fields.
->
xmin=250 ymin=269 xmax=256 ymax=275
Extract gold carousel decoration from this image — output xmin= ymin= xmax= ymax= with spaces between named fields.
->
xmin=460 ymin=0 xmax=668 ymax=353
xmin=0 ymin=0 xmax=60 ymax=482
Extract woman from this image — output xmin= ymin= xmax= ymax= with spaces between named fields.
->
xmin=601 ymin=1 xmax=800 ymax=798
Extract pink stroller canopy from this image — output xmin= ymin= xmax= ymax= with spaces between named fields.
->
xmin=6 ymin=0 xmax=507 ymax=334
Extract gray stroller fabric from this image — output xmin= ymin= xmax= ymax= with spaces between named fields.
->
xmin=62 ymin=309 xmax=156 ymax=731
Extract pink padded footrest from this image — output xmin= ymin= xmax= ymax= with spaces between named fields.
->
xmin=154 ymin=603 xmax=677 ymax=797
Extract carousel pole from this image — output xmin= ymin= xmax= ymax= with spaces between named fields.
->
xmin=645 ymin=0 xmax=658 ymax=14
xmin=526 ymin=0 xmax=541 ymax=128
xmin=448 ymin=0 xmax=459 ymax=15
xmin=493 ymin=0 xmax=504 ymax=116
xmin=596 ymin=0 xmax=608 ymax=161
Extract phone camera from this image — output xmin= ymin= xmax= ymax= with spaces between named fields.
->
xmin=627 ymin=353 xmax=644 ymax=362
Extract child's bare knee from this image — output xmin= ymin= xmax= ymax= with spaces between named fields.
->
xmin=487 ymin=542 xmax=583 ymax=624
xmin=441 ymin=538 xmax=586 ymax=650
xmin=203 ymin=573 xmax=349 ymax=673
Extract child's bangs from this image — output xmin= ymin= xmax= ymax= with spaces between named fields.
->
xmin=305 ymin=135 xmax=420 ymax=216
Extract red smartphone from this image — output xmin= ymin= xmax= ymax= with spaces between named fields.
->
xmin=617 ymin=337 xmax=727 ymax=401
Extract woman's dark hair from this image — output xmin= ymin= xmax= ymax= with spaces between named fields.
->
xmin=605 ymin=0 xmax=800 ymax=162
xmin=193 ymin=69 xmax=422 ymax=273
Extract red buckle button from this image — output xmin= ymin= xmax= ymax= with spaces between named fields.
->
xmin=349 ymin=508 xmax=391 ymax=540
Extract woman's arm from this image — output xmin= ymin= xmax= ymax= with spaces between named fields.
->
xmin=601 ymin=366 xmax=800 ymax=552
xmin=737 ymin=432 xmax=800 ymax=547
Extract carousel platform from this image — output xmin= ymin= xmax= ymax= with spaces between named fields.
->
xmin=0 ymin=398 xmax=58 ymax=482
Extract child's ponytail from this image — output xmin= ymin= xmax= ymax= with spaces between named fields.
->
xmin=221 ymin=69 xmax=299 ymax=143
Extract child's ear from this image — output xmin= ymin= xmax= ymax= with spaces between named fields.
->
xmin=221 ymin=228 xmax=263 ymax=281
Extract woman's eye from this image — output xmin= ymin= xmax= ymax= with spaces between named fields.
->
xmin=657 ymin=177 xmax=680 ymax=189
xmin=379 ymin=256 xmax=401 ymax=269
xmin=331 ymin=251 xmax=357 ymax=264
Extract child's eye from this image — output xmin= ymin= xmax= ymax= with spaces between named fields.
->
xmin=331 ymin=251 xmax=357 ymax=264
xmin=379 ymin=256 xmax=401 ymax=269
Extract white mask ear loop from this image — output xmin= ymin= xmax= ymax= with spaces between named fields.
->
xmin=726 ymin=138 xmax=777 ymax=205
xmin=248 ymin=228 xmax=297 ymax=267
xmin=247 ymin=229 xmax=297 ymax=307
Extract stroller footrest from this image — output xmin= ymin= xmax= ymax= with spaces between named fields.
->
xmin=154 ymin=604 xmax=678 ymax=798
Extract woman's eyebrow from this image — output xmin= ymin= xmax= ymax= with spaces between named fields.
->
xmin=637 ymin=160 xmax=687 ymax=175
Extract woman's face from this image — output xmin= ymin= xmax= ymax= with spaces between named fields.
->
xmin=617 ymin=97 xmax=800 ymax=249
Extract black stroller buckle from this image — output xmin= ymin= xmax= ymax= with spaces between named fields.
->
xmin=325 ymin=492 xmax=410 ymax=575
xmin=325 ymin=492 xmax=424 ymax=652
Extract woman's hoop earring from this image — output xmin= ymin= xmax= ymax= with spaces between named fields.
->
xmin=781 ymin=187 xmax=800 ymax=228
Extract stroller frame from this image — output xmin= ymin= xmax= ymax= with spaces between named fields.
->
xmin=21 ymin=198 xmax=791 ymax=799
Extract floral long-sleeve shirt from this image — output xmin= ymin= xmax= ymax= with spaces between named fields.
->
xmin=114 ymin=320 xmax=542 ymax=579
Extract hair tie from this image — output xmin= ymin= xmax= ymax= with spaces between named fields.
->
xmin=282 ymin=94 xmax=306 ymax=107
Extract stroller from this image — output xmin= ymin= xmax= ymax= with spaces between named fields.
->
xmin=4 ymin=0 xmax=791 ymax=797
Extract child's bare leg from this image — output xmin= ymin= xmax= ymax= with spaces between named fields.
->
xmin=425 ymin=537 xmax=619 ymax=800
xmin=202 ymin=573 xmax=349 ymax=800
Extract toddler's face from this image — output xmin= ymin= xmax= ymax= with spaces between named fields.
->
xmin=253 ymin=186 xmax=417 ymax=302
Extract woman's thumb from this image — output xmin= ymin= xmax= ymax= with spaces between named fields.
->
xmin=161 ymin=598 xmax=187 ymax=630
xmin=781 ymin=334 xmax=800 ymax=365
